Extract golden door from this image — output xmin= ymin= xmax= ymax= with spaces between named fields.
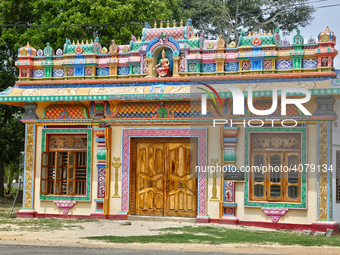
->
xmin=134 ymin=140 xmax=197 ymax=217
xmin=165 ymin=142 xmax=197 ymax=217
xmin=136 ymin=142 xmax=165 ymax=216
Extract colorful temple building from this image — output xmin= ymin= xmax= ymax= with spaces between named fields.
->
xmin=2 ymin=19 xmax=340 ymax=233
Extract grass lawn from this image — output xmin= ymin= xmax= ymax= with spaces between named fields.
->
xmin=85 ymin=225 xmax=340 ymax=246
xmin=0 ymin=201 xmax=97 ymax=231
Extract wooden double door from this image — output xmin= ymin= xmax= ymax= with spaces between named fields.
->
xmin=130 ymin=138 xmax=197 ymax=217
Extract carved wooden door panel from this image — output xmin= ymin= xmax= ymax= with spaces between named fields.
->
xmin=165 ymin=142 xmax=197 ymax=217
xmin=136 ymin=143 xmax=165 ymax=216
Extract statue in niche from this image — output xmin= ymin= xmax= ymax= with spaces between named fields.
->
xmin=154 ymin=49 xmax=170 ymax=77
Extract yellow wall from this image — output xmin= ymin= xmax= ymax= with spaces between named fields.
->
xmin=32 ymin=120 xmax=318 ymax=224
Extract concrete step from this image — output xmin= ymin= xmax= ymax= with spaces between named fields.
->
xmin=128 ymin=215 xmax=196 ymax=223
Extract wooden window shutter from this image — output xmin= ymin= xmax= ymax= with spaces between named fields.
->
xmin=67 ymin=151 xmax=77 ymax=195
xmin=250 ymin=153 xmax=266 ymax=201
xmin=54 ymin=152 xmax=63 ymax=195
xmin=267 ymin=153 xmax=284 ymax=202
xmin=40 ymin=152 xmax=49 ymax=195
xmin=285 ymin=153 xmax=301 ymax=202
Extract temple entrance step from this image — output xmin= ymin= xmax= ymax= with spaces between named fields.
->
xmin=127 ymin=215 xmax=196 ymax=223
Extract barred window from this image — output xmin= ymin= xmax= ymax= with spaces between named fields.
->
xmin=250 ymin=133 xmax=301 ymax=203
xmin=41 ymin=135 xmax=87 ymax=196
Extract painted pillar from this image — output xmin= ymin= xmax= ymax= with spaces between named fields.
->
xmin=17 ymin=103 xmax=38 ymax=218
xmin=173 ymin=56 xmax=180 ymax=77
xmin=92 ymin=127 xmax=107 ymax=218
xmin=17 ymin=124 xmax=37 ymax=217
xmin=145 ymin=57 xmax=153 ymax=77
xmin=220 ymin=126 xmax=239 ymax=224
xmin=312 ymin=96 xmax=339 ymax=233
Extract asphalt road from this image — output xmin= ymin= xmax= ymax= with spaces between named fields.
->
xmin=0 ymin=244 xmax=258 ymax=255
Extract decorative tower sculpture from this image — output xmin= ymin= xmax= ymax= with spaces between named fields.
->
xmin=315 ymin=26 xmax=338 ymax=71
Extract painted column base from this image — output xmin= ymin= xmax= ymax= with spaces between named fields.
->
xmin=90 ymin=212 xmax=107 ymax=219
xmin=311 ymin=221 xmax=339 ymax=235
xmin=219 ymin=216 xmax=239 ymax=225
xmin=196 ymin=215 xmax=210 ymax=223
xmin=16 ymin=209 xmax=37 ymax=218
xmin=115 ymin=212 xmax=128 ymax=220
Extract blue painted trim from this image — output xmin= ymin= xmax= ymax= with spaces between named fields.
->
xmin=223 ymin=138 xmax=238 ymax=143
xmin=94 ymin=198 xmax=104 ymax=202
xmin=146 ymin=37 xmax=159 ymax=53
xmin=222 ymin=202 xmax=237 ymax=207
xmin=95 ymin=138 xmax=105 ymax=143
xmin=317 ymin=121 xmax=320 ymax=219
xmin=327 ymin=121 xmax=331 ymax=220
xmin=31 ymin=124 xmax=36 ymax=208
xmin=169 ymin=36 xmax=181 ymax=55
xmin=120 ymin=131 xmax=125 ymax=213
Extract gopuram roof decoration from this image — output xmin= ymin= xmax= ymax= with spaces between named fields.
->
xmin=12 ymin=21 xmax=338 ymax=81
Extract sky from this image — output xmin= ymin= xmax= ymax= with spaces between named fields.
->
xmin=289 ymin=0 xmax=340 ymax=68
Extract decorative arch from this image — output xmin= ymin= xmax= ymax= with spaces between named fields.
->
xmin=145 ymin=36 xmax=181 ymax=77
xmin=146 ymin=36 xmax=180 ymax=55
xmin=151 ymin=46 xmax=174 ymax=77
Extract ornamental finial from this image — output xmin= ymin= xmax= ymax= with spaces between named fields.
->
xmin=326 ymin=26 xmax=330 ymax=31
xmin=167 ymin=20 xmax=170 ymax=28
xmin=160 ymin=21 xmax=163 ymax=28
xmin=173 ymin=20 xmax=176 ymax=27
xmin=154 ymin=21 xmax=157 ymax=29
xmin=180 ymin=19 xmax=183 ymax=27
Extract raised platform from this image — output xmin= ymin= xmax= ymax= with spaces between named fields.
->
xmin=128 ymin=215 xmax=196 ymax=223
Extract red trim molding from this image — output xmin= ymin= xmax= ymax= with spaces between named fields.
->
xmin=16 ymin=212 xmax=339 ymax=235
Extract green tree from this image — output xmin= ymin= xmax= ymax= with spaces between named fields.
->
xmin=5 ymin=159 xmax=24 ymax=195
xmin=0 ymin=0 xmax=183 ymax=197
xmin=183 ymin=0 xmax=315 ymax=42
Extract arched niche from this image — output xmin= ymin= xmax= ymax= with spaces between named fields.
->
xmin=152 ymin=46 xmax=174 ymax=77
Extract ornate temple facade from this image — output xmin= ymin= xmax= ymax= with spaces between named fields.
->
xmin=1 ymin=19 xmax=340 ymax=233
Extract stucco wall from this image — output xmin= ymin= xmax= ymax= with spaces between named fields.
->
xmin=32 ymin=121 xmax=318 ymax=224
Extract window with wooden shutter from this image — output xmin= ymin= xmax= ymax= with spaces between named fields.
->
xmin=268 ymin=153 xmax=283 ymax=202
xmin=67 ymin=152 xmax=77 ymax=195
xmin=250 ymin=153 xmax=266 ymax=201
xmin=55 ymin=152 xmax=63 ymax=195
xmin=40 ymin=152 xmax=49 ymax=195
xmin=250 ymin=133 xmax=301 ymax=203
xmin=285 ymin=153 xmax=301 ymax=202
xmin=40 ymin=134 xmax=87 ymax=196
